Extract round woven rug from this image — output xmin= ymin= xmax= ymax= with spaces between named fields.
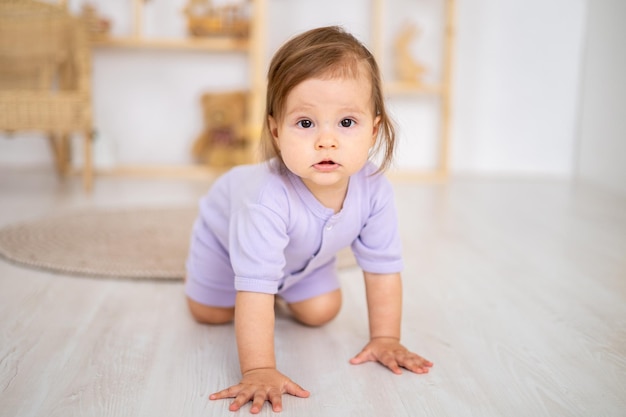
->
xmin=0 ymin=207 xmax=356 ymax=280
xmin=0 ymin=207 xmax=197 ymax=280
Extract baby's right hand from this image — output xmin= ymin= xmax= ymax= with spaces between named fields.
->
xmin=209 ymin=368 xmax=310 ymax=414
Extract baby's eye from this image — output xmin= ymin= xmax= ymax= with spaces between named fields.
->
xmin=340 ymin=119 xmax=355 ymax=128
xmin=297 ymin=119 xmax=313 ymax=128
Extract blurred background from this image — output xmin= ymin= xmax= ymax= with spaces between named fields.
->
xmin=1 ymin=0 xmax=624 ymax=195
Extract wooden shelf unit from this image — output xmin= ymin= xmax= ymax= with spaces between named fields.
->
xmin=58 ymin=0 xmax=453 ymax=182
xmin=62 ymin=0 xmax=266 ymax=171
xmin=120 ymin=0 xmax=265 ymax=164
xmin=372 ymin=0 xmax=456 ymax=181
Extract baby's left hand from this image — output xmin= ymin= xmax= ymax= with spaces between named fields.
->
xmin=349 ymin=337 xmax=433 ymax=375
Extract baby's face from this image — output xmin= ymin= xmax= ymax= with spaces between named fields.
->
xmin=268 ymin=70 xmax=380 ymax=197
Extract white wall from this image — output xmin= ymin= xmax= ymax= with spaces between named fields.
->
xmin=0 ymin=0 xmax=589 ymax=179
xmin=451 ymin=0 xmax=586 ymax=177
xmin=576 ymin=0 xmax=626 ymax=195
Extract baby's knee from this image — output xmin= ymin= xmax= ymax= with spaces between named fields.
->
xmin=187 ymin=297 xmax=234 ymax=325
xmin=289 ymin=290 xmax=342 ymax=327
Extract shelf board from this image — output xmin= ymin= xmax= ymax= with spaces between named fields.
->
xmin=92 ymin=36 xmax=249 ymax=52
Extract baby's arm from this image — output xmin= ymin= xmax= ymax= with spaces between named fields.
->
xmin=349 ymin=272 xmax=433 ymax=374
xmin=209 ymin=291 xmax=310 ymax=413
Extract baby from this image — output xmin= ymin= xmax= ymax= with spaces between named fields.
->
xmin=185 ymin=25 xmax=433 ymax=414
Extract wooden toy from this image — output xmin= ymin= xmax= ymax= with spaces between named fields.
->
xmin=394 ymin=23 xmax=427 ymax=85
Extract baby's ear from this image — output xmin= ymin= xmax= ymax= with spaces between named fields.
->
xmin=371 ymin=115 xmax=382 ymax=145
xmin=268 ymin=116 xmax=279 ymax=140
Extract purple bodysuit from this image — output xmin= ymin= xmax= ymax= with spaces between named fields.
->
xmin=185 ymin=159 xmax=403 ymax=307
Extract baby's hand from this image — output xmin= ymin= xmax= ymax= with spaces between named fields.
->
xmin=209 ymin=368 xmax=310 ymax=414
xmin=349 ymin=337 xmax=434 ymax=375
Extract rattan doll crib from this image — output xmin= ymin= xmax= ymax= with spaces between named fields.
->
xmin=0 ymin=0 xmax=93 ymax=190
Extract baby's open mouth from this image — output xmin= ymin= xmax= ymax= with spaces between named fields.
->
xmin=314 ymin=160 xmax=339 ymax=170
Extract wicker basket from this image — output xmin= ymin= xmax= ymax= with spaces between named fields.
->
xmin=184 ymin=1 xmax=250 ymax=38
xmin=187 ymin=15 xmax=249 ymax=38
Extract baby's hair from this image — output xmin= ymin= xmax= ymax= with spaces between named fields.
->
xmin=260 ymin=25 xmax=396 ymax=173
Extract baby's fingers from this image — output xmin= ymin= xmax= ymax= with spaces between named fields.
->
xmin=267 ymin=389 xmax=284 ymax=413
xmin=210 ymin=385 xmax=257 ymax=412
xmin=250 ymin=391 xmax=272 ymax=414
xmin=379 ymin=351 xmax=403 ymax=375
xmin=284 ymin=380 xmax=311 ymax=399
xmin=349 ymin=349 xmax=375 ymax=365
xmin=398 ymin=353 xmax=434 ymax=374
xmin=209 ymin=385 xmax=242 ymax=401
xmin=209 ymin=386 xmax=255 ymax=413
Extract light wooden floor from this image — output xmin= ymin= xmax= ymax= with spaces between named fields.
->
xmin=1 ymin=168 xmax=625 ymax=417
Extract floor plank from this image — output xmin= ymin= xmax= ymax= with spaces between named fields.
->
xmin=1 ymin=169 xmax=625 ymax=416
